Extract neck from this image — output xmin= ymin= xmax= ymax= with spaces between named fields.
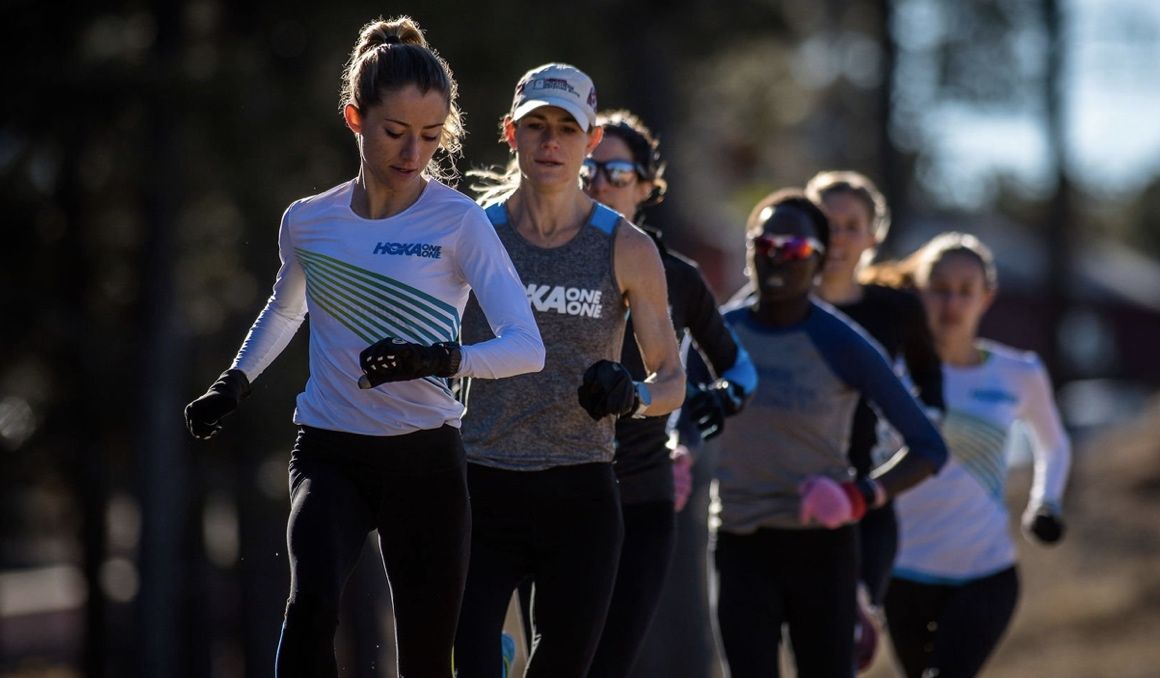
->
xmin=351 ymin=171 xmax=426 ymax=219
xmin=752 ymin=295 xmax=811 ymax=327
xmin=938 ymin=336 xmax=982 ymax=366
xmin=816 ymin=271 xmax=861 ymax=305
xmin=508 ymin=186 xmax=591 ymax=244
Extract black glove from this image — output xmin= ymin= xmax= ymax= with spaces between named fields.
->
xmin=1023 ymin=505 xmax=1066 ymax=545
xmin=359 ymin=337 xmax=461 ymax=388
xmin=686 ymin=379 xmax=746 ymax=441
xmin=577 ymin=360 xmax=637 ymax=421
xmin=185 ymin=368 xmax=252 ymax=440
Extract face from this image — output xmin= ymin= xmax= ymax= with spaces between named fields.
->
xmin=505 ymin=106 xmax=602 ymax=191
xmin=583 ymin=135 xmax=652 ymax=218
xmin=820 ymin=190 xmax=876 ymax=280
xmin=920 ymin=252 xmax=995 ymax=345
xmin=748 ymin=204 xmax=824 ymax=302
xmin=344 ymin=84 xmax=449 ymax=193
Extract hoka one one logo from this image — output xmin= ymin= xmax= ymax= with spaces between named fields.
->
xmin=373 ymin=242 xmax=442 ymax=259
xmin=526 ymin=284 xmax=603 ymax=318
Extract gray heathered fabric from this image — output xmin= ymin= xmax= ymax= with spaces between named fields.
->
xmin=460 ymin=203 xmax=627 ymax=470
xmin=714 ymin=311 xmax=860 ymax=532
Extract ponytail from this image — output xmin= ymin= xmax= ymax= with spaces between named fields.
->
xmin=340 ymin=16 xmax=464 ymax=182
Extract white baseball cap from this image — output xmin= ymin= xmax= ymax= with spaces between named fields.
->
xmin=510 ymin=63 xmax=598 ymax=131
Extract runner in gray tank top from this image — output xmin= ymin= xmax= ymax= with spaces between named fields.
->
xmin=462 ymin=200 xmax=626 ymax=470
xmin=453 ymin=63 xmax=686 ymax=678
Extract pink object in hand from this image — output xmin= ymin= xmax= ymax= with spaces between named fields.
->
xmin=799 ymin=476 xmax=854 ymax=528
xmin=671 ymin=446 xmax=694 ymax=512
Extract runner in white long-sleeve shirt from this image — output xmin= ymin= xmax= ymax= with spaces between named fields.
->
xmin=182 ymin=17 xmax=543 ymax=678
xmin=870 ymin=232 xmax=1071 ymax=678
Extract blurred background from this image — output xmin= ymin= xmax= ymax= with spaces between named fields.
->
xmin=3 ymin=0 xmax=1159 ymax=676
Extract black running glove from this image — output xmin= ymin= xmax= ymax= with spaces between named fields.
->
xmin=185 ymin=368 xmax=252 ymax=440
xmin=686 ymin=379 xmax=747 ymax=441
xmin=359 ymin=337 xmax=461 ymax=388
xmin=577 ymin=360 xmax=637 ymax=421
xmin=1023 ymin=505 xmax=1066 ymax=545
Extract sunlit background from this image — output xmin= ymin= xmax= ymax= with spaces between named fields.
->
xmin=3 ymin=0 xmax=1159 ymax=676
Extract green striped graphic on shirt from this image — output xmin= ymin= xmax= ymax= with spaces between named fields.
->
xmin=296 ymin=248 xmax=460 ymax=345
xmin=942 ymin=409 xmax=1010 ymax=500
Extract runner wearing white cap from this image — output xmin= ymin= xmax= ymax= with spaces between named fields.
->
xmin=453 ymin=63 xmax=686 ymax=678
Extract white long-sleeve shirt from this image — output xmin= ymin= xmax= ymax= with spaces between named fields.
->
xmin=894 ymin=339 xmax=1071 ymax=583
xmin=230 ymin=179 xmax=544 ymax=437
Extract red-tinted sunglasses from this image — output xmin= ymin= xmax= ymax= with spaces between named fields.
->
xmin=752 ymin=234 xmax=825 ymax=261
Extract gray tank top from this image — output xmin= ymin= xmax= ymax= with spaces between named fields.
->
xmin=460 ymin=201 xmax=627 ymax=470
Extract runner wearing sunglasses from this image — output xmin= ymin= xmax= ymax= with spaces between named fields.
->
xmin=581 ymin=157 xmax=648 ymax=188
xmin=572 ymin=109 xmax=757 ymax=678
xmin=804 ymin=170 xmax=946 ymax=670
xmin=454 ymin=66 xmax=686 ymax=678
xmin=712 ymin=189 xmax=947 ymax=677
xmin=865 ymin=233 xmax=1071 ymax=678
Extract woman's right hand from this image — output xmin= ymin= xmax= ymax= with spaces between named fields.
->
xmin=185 ymin=369 xmax=251 ymax=440
xmin=798 ymin=476 xmax=867 ymax=528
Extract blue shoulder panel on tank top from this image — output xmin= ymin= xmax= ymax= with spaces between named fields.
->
xmin=589 ymin=204 xmax=620 ymax=235
xmin=484 ymin=202 xmax=508 ymax=226
xmin=485 ymin=201 xmax=617 ymax=234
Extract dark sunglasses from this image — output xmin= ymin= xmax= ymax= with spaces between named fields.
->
xmin=752 ymin=234 xmax=825 ymax=261
xmin=580 ymin=158 xmax=644 ymax=188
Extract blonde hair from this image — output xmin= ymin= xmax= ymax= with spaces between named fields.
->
xmin=468 ymin=154 xmax=521 ymax=208
xmin=339 ymin=16 xmax=464 ymax=183
xmin=862 ymin=231 xmax=998 ymax=290
xmin=805 ymin=170 xmax=891 ymax=242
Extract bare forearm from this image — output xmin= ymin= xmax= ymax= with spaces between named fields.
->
xmin=641 ymin=364 xmax=686 ymax=416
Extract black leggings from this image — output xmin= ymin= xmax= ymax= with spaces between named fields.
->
xmin=588 ymin=500 xmax=677 ymax=677
xmin=455 ymin=462 xmax=623 ymax=678
xmin=858 ymin=502 xmax=898 ymax=606
xmin=715 ymin=526 xmax=858 ymax=678
xmin=275 ymin=425 xmax=470 ymax=678
xmin=884 ymin=567 xmax=1020 ymax=678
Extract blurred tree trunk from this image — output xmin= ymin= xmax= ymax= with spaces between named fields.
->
xmin=136 ymin=0 xmax=193 ymax=675
xmin=1043 ymin=0 xmax=1071 ymax=381
xmin=59 ymin=96 xmax=109 ymax=678
xmin=877 ymin=0 xmax=907 ymax=251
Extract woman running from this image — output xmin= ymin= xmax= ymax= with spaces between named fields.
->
xmin=182 ymin=17 xmax=544 ymax=677
xmin=712 ymin=189 xmax=947 ymax=677
xmin=582 ymin=110 xmax=756 ymax=677
xmin=805 ymin=170 xmax=945 ymax=668
xmin=878 ymin=232 xmax=1071 ymax=678
xmin=454 ymin=65 xmax=686 ymax=678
